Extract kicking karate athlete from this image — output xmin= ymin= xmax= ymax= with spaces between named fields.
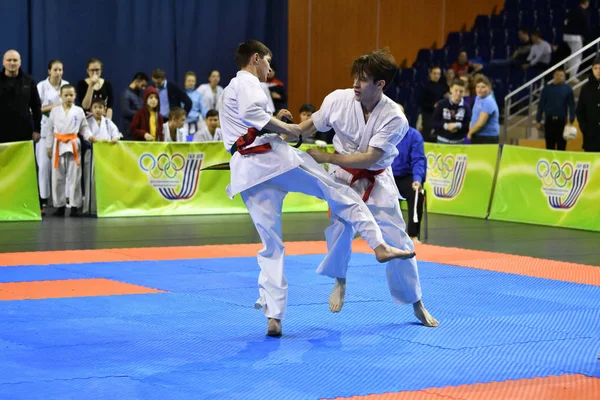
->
xmin=301 ymin=49 xmax=439 ymax=327
xmin=219 ymin=40 xmax=416 ymax=337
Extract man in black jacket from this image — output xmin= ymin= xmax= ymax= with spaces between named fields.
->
xmin=0 ymin=50 xmax=42 ymax=144
xmin=576 ymin=58 xmax=600 ymax=152
xmin=418 ymin=66 xmax=449 ymax=143
xmin=151 ymin=69 xmax=192 ymax=122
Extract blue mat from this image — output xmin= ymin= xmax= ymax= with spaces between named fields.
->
xmin=0 ymin=253 xmax=599 ymax=400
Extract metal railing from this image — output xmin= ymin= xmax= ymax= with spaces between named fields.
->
xmin=502 ymin=36 xmax=600 ymax=144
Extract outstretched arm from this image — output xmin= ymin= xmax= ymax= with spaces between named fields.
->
xmin=307 ymin=146 xmax=384 ymax=169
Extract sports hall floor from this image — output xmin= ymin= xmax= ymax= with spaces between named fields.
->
xmin=0 ymin=212 xmax=599 ymax=399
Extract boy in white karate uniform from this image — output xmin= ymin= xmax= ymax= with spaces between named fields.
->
xmin=83 ymin=98 xmax=120 ymax=214
xmin=302 ymin=49 xmax=438 ymax=327
xmin=220 ymin=40 xmax=415 ymax=337
xmin=46 ymin=85 xmax=92 ymax=217
xmin=163 ymin=107 xmax=187 ymax=142
xmin=194 ymin=109 xmax=223 ymax=142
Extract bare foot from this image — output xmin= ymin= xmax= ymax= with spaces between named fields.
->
xmin=410 ymin=237 xmax=422 ymax=245
xmin=266 ymin=318 xmax=282 ymax=337
xmin=374 ymin=243 xmax=416 ymax=263
xmin=329 ymin=278 xmax=346 ymax=313
xmin=413 ymin=300 xmax=439 ymax=327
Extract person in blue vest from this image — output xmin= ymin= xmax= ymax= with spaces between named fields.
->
xmin=392 ymin=104 xmax=426 ymax=244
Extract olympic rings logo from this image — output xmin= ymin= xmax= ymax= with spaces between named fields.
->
xmin=536 ymin=159 xmax=573 ymax=188
xmin=426 ymin=153 xmax=455 ymax=179
xmin=139 ymin=153 xmax=186 ymax=179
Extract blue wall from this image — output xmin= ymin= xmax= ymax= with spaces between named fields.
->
xmin=0 ymin=0 xmax=288 ymax=129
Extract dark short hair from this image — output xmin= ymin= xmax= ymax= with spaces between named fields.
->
xmin=554 ymin=68 xmax=566 ymax=74
xmin=430 ymin=66 xmax=442 ymax=72
xmin=60 ymin=84 xmax=75 ymax=94
xmin=518 ymin=28 xmax=529 ymax=35
xmin=592 ymin=57 xmax=600 ymax=67
xmin=184 ymin=71 xmax=196 ymax=80
xmin=300 ymin=103 xmax=316 ymax=114
xmin=531 ymin=29 xmax=542 ymax=37
xmin=350 ymin=48 xmax=398 ymax=90
xmin=169 ymin=107 xmax=186 ymax=119
xmin=133 ymin=72 xmax=149 ymax=82
xmin=91 ymin=97 xmax=106 ymax=107
xmin=47 ymin=59 xmax=62 ymax=71
xmin=206 ymin=109 xmax=219 ymax=119
xmin=152 ymin=69 xmax=166 ymax=79
xmin=208 ymin=70 xmax=219 ymax=78
xmin=450 ymin=79 xmax=465 ymax=88
xmin=235 ymin=40 xmax=271 ymax=70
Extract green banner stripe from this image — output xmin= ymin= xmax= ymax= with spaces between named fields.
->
xmin=0 ymin=141 xmax=41 ymax=221
xmin=423 ymin=143 xmax=499 ymax=218
xmin=489 ymin=145 xmax=600 ymax=232
xmin=94 ymin=142 xmax=334 ymax=218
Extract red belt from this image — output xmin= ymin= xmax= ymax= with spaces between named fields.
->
xmin=336 ymin=152 xmax=384 ymax=201
xmin=231 ymin=128 xmax=272 ymax=155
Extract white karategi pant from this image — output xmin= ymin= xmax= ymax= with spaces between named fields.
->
xmin=36 ymin=121 xmax=52 ymax=200
xmin=239 ymin=149 xmax=385 ymax=321
xmin=51 ymin=138 xmax=82 ymax=208
xmin=316 ymin=167 xmax=422 ymax=305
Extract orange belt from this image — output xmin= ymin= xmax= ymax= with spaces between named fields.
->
xmin=53 ymin=134 xmax=79 ymax=169
xmin=335 ymin=152 xmax=384 ymax=202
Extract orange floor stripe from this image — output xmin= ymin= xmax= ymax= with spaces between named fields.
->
xmin=0 ymin=278 xmax=164 ymax=300
xmin=0 ymin=241 xmax=597 ymax=286
xmin=332 ymin=374 xmax=600 ymax=400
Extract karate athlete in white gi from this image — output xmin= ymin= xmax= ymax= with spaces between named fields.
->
xmin=163 ymin=107 xmax=187 ymax=143
xmin=301 ymin=49 xmax=438 ymax=327
xmin=37 ymin=60 xmax=69 ymax=207
xmin=46 ymin=84 xmax=92 ymax=217
xmin=220 ymin=40 xmax=416 ymax=337
xmin=194 ymin=110 xmax=223 ymax=142
xmin=83 ymin=98 xmax=120 ymax=214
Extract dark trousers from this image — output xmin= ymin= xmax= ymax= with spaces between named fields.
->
xmin=471 ymin=135 xmax=499 ymax=144
xmin=421 ymin=112 xmax=436 ymax=143
xmin=545 ymin=116 xmax=566 ymax=151
xmin=394 ymin=174 xmax=423 ymax=238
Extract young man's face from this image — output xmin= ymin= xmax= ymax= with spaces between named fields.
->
xmin=60 ymin=88 xmax=76 ymax=106
xmin=518 ymin=30 xmax=529 ymax=43
xmin=256 ymin=54 xmax=272 ymax=83
xmin=173 ymin=115 xmax=186 ymax=129
xmin=450 ymin=84 xmax=465 ymax=102
xmin=152 ymin=77 xmax=165 ymax=88
xmin=206 ymin=116 xmax=219 ymax=131
xmin=553 ymin=70 xmax=566 ymax=85
xmin=429 ymin=68 xmax=441 ymax=83
xmin=184 ymin=75 xmax=196 ymax=90
xmin=475 ymin=82 xmax=490 ymax=98
xmin=592 ymin=64 xmax=600 ymax=80
xmin=445 ymin=69 xmax=456 ymax=82
xmin=300 ymin=111 xmax=312 ymax=122
xmin=353 ymin=72 xmax=383 ymax=103
xmin=91 ymin=103 xmax=105 ymax=119
xmin=147 ymin=94 xmax=158 ymax=109
xmin=531 ymin=34 xmax=541 ymax=44
xmin=136 ymin=79 xmax=148 ymax=91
